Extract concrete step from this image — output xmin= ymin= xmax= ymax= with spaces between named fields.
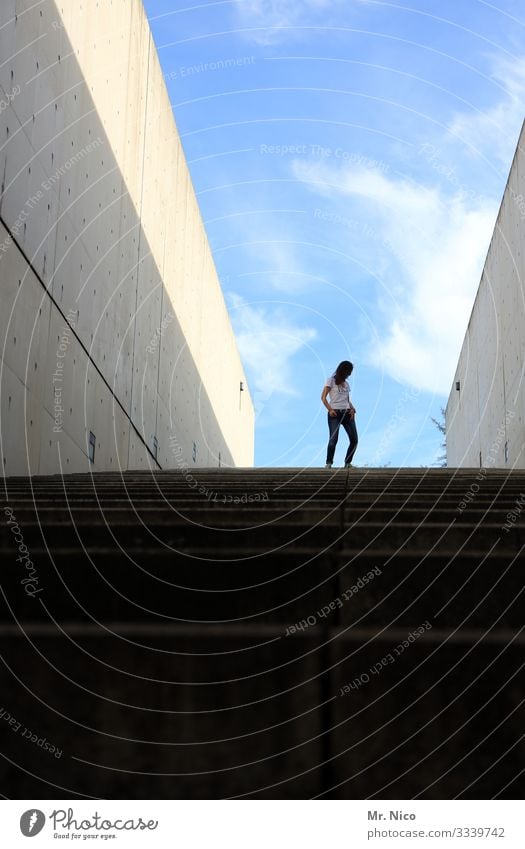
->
xmin=1 ymin=519 xmax=520 ymax=557
xmin=1 ymin=546 xmax=522 ymax=627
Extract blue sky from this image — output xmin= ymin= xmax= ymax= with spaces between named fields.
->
xmin=143 ymin=0 xmax=525 ymax=467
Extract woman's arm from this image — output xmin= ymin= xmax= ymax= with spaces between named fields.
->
xmin=321 ymin=386 xmax=337 ymax=416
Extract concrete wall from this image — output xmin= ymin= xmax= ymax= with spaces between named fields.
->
xmin=446 ymin=121 xmax=525 ymax=469
xmin=0 ymin=0 xmax=254 ymax=476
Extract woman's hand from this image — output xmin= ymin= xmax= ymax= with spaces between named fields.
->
xmin=329 ymin=409 xmax=337 ymax=417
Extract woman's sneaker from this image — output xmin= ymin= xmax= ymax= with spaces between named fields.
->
xmin=325 ymin=464 xmax=332 ymax=469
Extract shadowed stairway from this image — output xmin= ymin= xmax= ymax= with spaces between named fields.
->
xmin=0 ymin=467 xmax=524 ymax=799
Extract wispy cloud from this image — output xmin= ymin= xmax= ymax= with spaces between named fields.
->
xmin=235 ymin=239 xmax=315 ymax=292
xmin=215 ymin=209 xmax=320 ymax=293
xmin=232 ymin=0 xmax=346 ymax=43
xmin=448 ymin=57 xmax=525 ymax=166
xmin=292 ymin=158 xmax=496 ymax=395
xmin=227 ymin=292 xmax=317 ymax=415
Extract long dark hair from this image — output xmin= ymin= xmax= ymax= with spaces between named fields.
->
xmin=334 ymin=360 xmax=353 ymax=386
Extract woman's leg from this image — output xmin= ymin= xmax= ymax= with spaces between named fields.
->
xmin=341 ymin=414 xmax=358 ymax=464
xmin=326 ymin=412 xmax=341 ymax=464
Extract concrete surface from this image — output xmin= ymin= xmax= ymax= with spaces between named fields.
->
xmin=447 ymin=121 xmax=525 ymax=469
xmin=0 ymin=0 xmax=254 ymax=476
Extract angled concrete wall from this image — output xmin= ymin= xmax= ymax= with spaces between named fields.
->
xmin=446 ymin=121 xmax=525 ymax=469
xmin=0 ymin=0 xmax=254 ymax=476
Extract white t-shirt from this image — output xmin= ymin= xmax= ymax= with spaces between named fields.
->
xmin=325 ymin=375 xmax=351 ymax=409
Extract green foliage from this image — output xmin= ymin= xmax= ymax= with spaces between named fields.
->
xmin=430 ymin=406 xmax=447 ymax=467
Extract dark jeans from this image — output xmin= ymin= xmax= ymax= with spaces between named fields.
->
xmin=326 ymin=410 xmax=358 ymax=465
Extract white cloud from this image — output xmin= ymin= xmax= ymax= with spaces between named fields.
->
xmin=292 ymin=158 xmax=496 ymax=395
xmin=236 ymin=239 xmax=314 ymax=292
xmin=215 ymin=210 xmax=322 ymax=293
xmin=448 ymin=57 xmax=525 ymax=166
xmin=227 ymin=293 xmax=317 ymax=414
xmin=232 ymin=0 xmax=346 ymax=43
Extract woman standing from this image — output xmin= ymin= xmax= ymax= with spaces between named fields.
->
xmin=321 ymin=360 xmax=358 ymax=468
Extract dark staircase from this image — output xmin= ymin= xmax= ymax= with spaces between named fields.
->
xmin=0 ymin=468 xmax=524 ymax=798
